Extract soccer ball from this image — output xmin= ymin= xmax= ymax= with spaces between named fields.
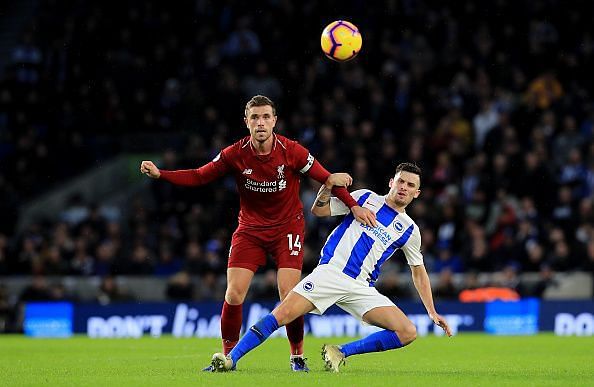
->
xmin=320 ymin=20 xmax=362 ymax=62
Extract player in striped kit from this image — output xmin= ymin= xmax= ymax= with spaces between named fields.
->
xmin=209 ymin=162 xmax=452 ymax=372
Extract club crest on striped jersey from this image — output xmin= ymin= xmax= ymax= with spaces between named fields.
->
xmin=393 ymin=221 xmax=404 ymax=232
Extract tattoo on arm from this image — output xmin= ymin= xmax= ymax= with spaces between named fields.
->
xmin=315 ymin=185 xmax=332 ymax=207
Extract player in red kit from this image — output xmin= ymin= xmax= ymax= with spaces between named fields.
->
xmin=140 ymin=95 xmax=376 ymax=372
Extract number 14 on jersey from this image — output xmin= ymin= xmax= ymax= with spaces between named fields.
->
xmin=287 ymin=234 xmax=302 ymax=256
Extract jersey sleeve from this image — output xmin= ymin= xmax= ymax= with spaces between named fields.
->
xmin=289 ymin=141 xmax=315 ymax=173
xmin=401 ymin=225 xmax=424 ymax=266
xmin=159 ymin=148 xmax=232 ymax=186
xmin=329 ymin=189 xmax=370 ymax=216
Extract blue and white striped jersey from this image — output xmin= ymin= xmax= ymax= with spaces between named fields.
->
xmin=321 ymin=189 xmax=423 ymax=286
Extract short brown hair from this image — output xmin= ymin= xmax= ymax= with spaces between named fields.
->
xmin=395 ymin=162 xmax=422 ymax=183
xmin=244 ymin=95 xmax=276 ymax=117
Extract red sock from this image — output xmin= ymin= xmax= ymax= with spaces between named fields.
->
xmin=221 ymin=301 xmax=243 ymax=355
xmin=285 ymin=315 xmax=304 ymax=355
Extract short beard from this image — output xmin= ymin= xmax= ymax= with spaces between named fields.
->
xmin=254 ymin=132 xmax=271 ymax=143
xmin=394 ymin=200 xmax=404 ymax=207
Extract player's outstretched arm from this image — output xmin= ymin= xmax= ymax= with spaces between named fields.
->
xmin=140 ymin=160 xmax=161 ymax=178
xmin=139 ymin=158 xmax=229 ymax=186
xmin=410 ymin=264 xmax=453 ymax=337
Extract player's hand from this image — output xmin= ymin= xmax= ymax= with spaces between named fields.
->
xmin=140 ymin=160 xmax=161 ymax=179
xmin=325 ymin=173 xmax=353 ymax=188
xmin=351 ymin=206 xmax=377 ymax=227
xmin=430 ymin=312 xmax=453 ymax=337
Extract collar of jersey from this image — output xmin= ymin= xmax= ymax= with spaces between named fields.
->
xmin=249 ymin=133 xmax=277 ymax=158
xmin=381 ymin=195 xmax=402 ymax=214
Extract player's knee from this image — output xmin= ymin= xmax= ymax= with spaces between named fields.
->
xmin=225 ymin=288 xmax=247 ymax=304
xmin=397 ymin=323 xmax=417 ymax=345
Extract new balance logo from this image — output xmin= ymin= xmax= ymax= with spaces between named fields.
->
xmin=242 ymin=169 xmax=253 ymax=175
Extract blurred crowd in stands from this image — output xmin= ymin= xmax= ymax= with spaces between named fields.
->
xmin=0 ymin=0 xmax=594 ymax=323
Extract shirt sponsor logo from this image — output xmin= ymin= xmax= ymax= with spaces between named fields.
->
xmin=245 ymin=179 xmax=281 ymax=193
xmin=360 ymin=223 xmax=392 ymax=245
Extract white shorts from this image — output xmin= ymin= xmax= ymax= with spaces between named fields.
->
xmin=292 ymin=264 xmax=395 ymax=322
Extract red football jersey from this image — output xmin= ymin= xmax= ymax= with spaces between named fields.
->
xmin=160 ymin=134 xmax=312 ymax=227
xmin=218 ymin=134 xmax=312 ymax=227
xmin=158 ymin=133 xmax=358 ymax=227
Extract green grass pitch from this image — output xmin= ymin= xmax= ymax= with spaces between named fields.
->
xmin=1 ymin=334 xmax=593 ymax=386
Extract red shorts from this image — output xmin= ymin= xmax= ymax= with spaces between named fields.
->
xmin=228 ymin=213 xmax=305 ymax=272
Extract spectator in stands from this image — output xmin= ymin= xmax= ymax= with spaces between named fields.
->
xmin=118 ymin=244 xmax=155 ymax=275
xmin=375 ymin=270 xmax=411 ymax=299
xmin=69 ymin=238 xmax=95 ymax=276
xmin=48 ymin=282 xmax=75 ymax=302
xmin=96 ymin=275 xmax=132 ymax=305
xmin=251 ymin=269 xmax=278 ymax=301
xmin=94 ymin=241 xmax=116 ymax=276
xmin=433 ymin=247 xmax=464 ymax=274
xmin=196 ymin=272 xmax=224 ymax=301
xmin=222 ymin=16 xmax=261 ymax=58
xmin=18 ymin=275 xmax=51 ymax=302
xmin=460 ymin=271 xmax=482 ymax=292
xmin=524 ymin=70 xmax=564 ymax=110
xmin=42 ymin=246 xmax=68 ymax=275
xmin=493 ymin=263 xmax=522 ymax=292
xmin=518 ymin=264 xmax=557 ymax=298
xmin=466 ymin=236 xmax=493 ymax=272
xmin=522 ymin=241 xmax=546 ymax=272
xmin=434 ymin=268 xmax=459 ymax=300
xmin=165 ymin=271 xmax=195 ymax=301
xmin=154 ymin=246 xmax=182 ymax=276
xmin=10 ymin=33 xmax=42 ymax=84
